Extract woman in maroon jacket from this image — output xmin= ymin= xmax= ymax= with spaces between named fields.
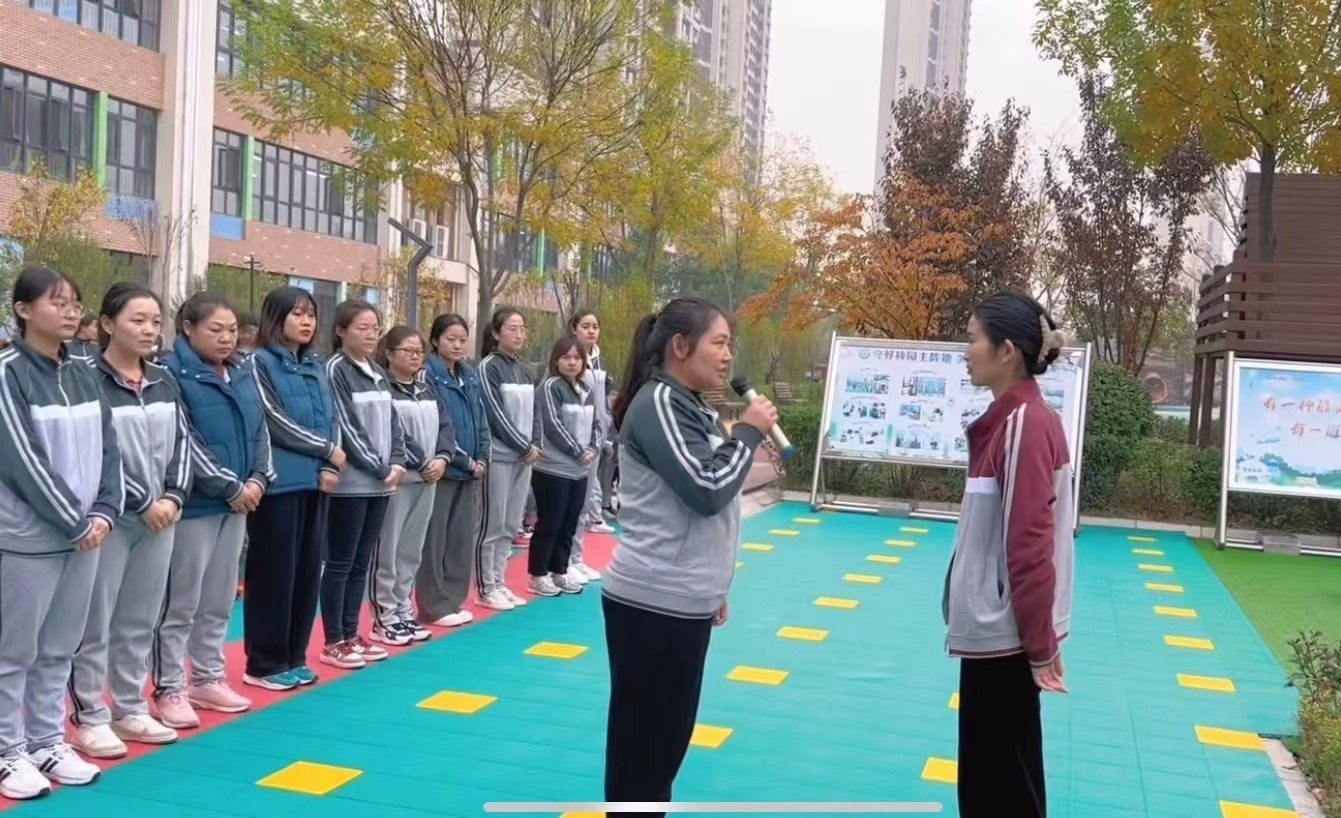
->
xmin=944 ymin=291 xmax=1075 ymax=818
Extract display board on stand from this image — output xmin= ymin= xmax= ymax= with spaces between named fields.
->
xmin=808 ymin=336 xmax=1093 ymax=529
xmin=1218 ymin=355 xmax=1341 ymax=552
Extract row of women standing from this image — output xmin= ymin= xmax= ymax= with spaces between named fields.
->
xmin=0 ymin=265 xmax=609 ymax=801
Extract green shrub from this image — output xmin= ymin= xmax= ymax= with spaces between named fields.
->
xmin=1113 ymin=438 xmax=1194 ymax=517
xmin=1184 ymin=446 xmax=1223 ymax=522
xmin=1081 ymin=364 xmax=1157 ymax=511
xmin=777 ymin=401 xmax=822 ymax=491
xmin=1290 ymin=632 xmax=1341 ymax=816
xmin=1151 ymin=415 xmax=1190 ymax=443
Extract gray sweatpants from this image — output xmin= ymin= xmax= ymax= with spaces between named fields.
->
xmin=151 ymin=512 xmax=247 ymax=693
xmin=416 ymin=478 xmax=481 ymax=621
xmin=477 ymin=460 xmax=530 ymax=595
xmin=0 ymin=549 xmax=99 ymax=755
xmin=70 ymin=518 xmax=174 ymax=724
xmin=370 ymin=481 xmax=436 ymax=628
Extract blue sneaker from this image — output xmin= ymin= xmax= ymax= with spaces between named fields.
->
xmin=289 ymin=666 xmax=318 ymax=686
xmin=242 ymin=671 xmax=300 ymax=691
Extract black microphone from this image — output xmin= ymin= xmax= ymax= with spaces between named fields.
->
xmin=730 ymin=377 xmax=793 ymax=460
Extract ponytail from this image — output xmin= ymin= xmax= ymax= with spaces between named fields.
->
xmin=611 ymin=296 xmax=727 ymax=430
xmin=480 ymin=306 xmax=522 ymax=358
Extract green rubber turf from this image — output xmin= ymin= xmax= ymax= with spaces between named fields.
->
xmin=7 ymin=502 xmax=1300 ymax=817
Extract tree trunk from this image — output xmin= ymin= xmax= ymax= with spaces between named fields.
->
xmin=1258 ymin=145 xmax=1276 ymax=261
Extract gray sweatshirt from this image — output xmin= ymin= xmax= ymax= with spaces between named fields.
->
xmin=388 ymin=372 xmax=470 ymax=484
xmin=533 ymin=375 xmax=598 ymax=480
xmin=582 ymin=344 xmax=614 ymax=449
xmin=602 ymin=372 xmax=763 ymax=618
xmin=0 ymin=340 xmax=125 ymax=554
xmin=326 ymin=352 xmax=407 ymax=496
xmin=479 ymin=350 xmax=535 ymax=464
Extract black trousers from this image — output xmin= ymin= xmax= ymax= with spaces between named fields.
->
xmin=603 ymin=595 xmax=714 ymax=817
xmin=958 ymin=653 xmax=1046 ymax=818
xmin=243 ymin=490 xmax=328 ymax=676
xmin=528 ymin=471 xmax=587 ymax=577
xmin=321 ymin=495 xmax=390 ymax=644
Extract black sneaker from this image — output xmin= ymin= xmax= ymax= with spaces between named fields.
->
xmin=370 ymin=624 xmax=411 ymax=646
xmin=396 ymin=621 xmax=431 ymax=642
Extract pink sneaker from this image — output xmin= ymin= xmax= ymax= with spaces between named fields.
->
xmin=154 ymin=689 xmax=200 ymax=729
xmin=187 ymin=680 xmax=251 ymax=714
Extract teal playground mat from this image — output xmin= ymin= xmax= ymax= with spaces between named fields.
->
xmin=8 ymin=502 xmax=1299 ymax=817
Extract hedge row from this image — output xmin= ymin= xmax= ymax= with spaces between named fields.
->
xmin=775 ymin=365 xmax=1341 ymax=534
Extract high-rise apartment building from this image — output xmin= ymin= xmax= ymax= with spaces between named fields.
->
xmin=872 ymin=0 xmax=972 ymax=189
xmin=671 ymin=0 xmax=772 ymax=158
xmin=0 ymin=0 xmax=478 ymax=330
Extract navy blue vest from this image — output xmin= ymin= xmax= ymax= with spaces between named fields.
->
xmin=254 ymin=345 xmax=335 ymax=495
xmin=426 ymin=356 xmax=487 ymax=480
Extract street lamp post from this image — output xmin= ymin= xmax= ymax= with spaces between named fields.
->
xmin=243 ymin=254 xmax=260 ymax=312
xmin=388 ymin=217 xmax=431 ymax=329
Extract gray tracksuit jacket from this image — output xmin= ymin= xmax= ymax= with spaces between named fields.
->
xmin=388 ymin=371 xmax=469 ymax=484
xmin=533 ymin=375 xmax=599 ymax=481
xmin=582 ymin=345 xmax=614 ymax=449
xmin=479 ymin=350 xmax=535 ymax=464
xmin=603 ymin=372 xmax=764 ymax=618
xmin=87 ymin=354 xmax=192 ymax=516
xmin=0 ymin=340 xmax=125 ymax=554
xmin=326 ymin=352 xmax=407 ymax=496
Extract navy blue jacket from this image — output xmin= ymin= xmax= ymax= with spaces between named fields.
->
xmin=252 ymin=345 xmax=338 ymax=495
xmin=164 ymin=337 xmax=275 ymax=520
xmin=426 ymin=355 xmax=490 ymax=481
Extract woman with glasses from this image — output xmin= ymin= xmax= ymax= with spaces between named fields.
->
xmin=368 ymin=326 xmax=460 ymax=646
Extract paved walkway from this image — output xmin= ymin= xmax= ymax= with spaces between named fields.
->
xmin=3 ymin=503 xmax=1302 ymax=817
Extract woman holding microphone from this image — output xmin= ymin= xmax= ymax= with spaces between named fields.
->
xmin=601 ymin=297 xmax=776 ymax=815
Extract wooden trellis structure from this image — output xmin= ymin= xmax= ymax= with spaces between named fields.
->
xmin=1189 ymin=173 xmax=1341 ymax=447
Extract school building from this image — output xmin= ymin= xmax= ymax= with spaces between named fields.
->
xmin=0 ymin=0 xmax=501 ymax=330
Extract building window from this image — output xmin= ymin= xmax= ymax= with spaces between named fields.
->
xmin=216 ymin=1 xmax=244 ymax=78
xmin=106 ymin=98 xmax=157 ymax=199
xmin=27 ymin=0 xmax=160 ymax=50
xmin=253 ymin=142 xmax=378 ymax=244
xmin=212 ymin=129 xmax=244 ymax=216
xmin=0 ymin=67 xmax=93 ymax=181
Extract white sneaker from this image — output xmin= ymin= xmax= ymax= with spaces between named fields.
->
xmin=479 ymin=589 xmax=514 ymax=611
xmin=551 ymin=573 xmax=584 ymax=594
xmin=30 ymin=743 xmax=100 ymax=785
xmin=0 ymin=752 xmax=50 ymax=800
xmin=70 ymin=724 xmax=127 ymax=759
xmin=503 ymin=587 xmax=528 ymax=607
xmin=588 ymin=522 xmax=615 ymax=534
xmin=528 ymin=575 xmax=560 ymax=597
xmin=112 ymin=713 xmax=178 ymax=745
xmin=576 ymin=563 xmax=601 ymax=581
xmin=564 ymin=566 xmax=589 ymax=586
xmin=431 ymin=610 xmax=474 ymax=627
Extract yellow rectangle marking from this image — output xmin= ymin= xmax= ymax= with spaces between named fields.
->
xmin=1196 ymin=726 xmax=1263 ymax=751
xmin=769 ymin=529 xmax=800 ymax=536
xmin=1165 ymin=635 xmax=1214 ymax=651
xmin=726 ymin=665 xmax=789 ymax=685
xmin=741 ymin=543 xmax=774 ymax=552
xmin=524 ymin=642 xmax=587 ymax=660
xmin=1132 ymin=547 xmax=1165 ymax=556
xmin=1219 ymin=801 xmax=1298 ymax=818
xmin=1145 ymin=582 xmax=1184 ymax=593
xmin=948 ymin=692 xmax=959 ymax=710
xmin=735 ymin=561 xmax=744 ymax=569
xmin=1129 ymin=535 xmax=1158 ymax=542
xmin=257 ymin=761 xmax=362 ymax=795
xmin=884 ymin=539 xmax=917 ymax=547
xmin=921 ymin=757 xmax=957 ymax=784
xmin=1138 ymin=563 xmax=1174 ymax=573
xmin=793 ymin=517 xmax=821 ymax=524
xmin=1178 ymin=673 xmax=1236 ymax=693
xmin=1154 ymin=605 xmax=1198 ymax=618
xmin=814 ymin=596 xmax=859 ymax=609
xmin=866 ymin=554 xmax=902 ymax=565
xmin=777 ymin=626 xmax=828 ymax=642
xmin=690 ymin=724 xmax=733 ymax=749
xmin=844 ymin=573 xmax=882 ymax=584
xmin=901 ymin=526 xmax=929 ymax=534
xmin=416 ymin=690 xmax=497 ymax=714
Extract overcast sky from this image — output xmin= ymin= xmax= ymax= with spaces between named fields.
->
xmin=766 ymin=0 xmax=1081 ymax=196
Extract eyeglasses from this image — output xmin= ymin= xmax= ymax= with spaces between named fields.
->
xmin=392 ymin=348 xmax=424 ymax=358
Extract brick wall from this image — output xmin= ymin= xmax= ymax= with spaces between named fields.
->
xmin=0 ymin=1 xmax=165 ymax=107
xmin=214 ymin=88 xmax=358 ymax=166
xmin=0 ymin=173 xmax=143 ymax=254
xmin=209 ymin=221 xmax=379 ymax=284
